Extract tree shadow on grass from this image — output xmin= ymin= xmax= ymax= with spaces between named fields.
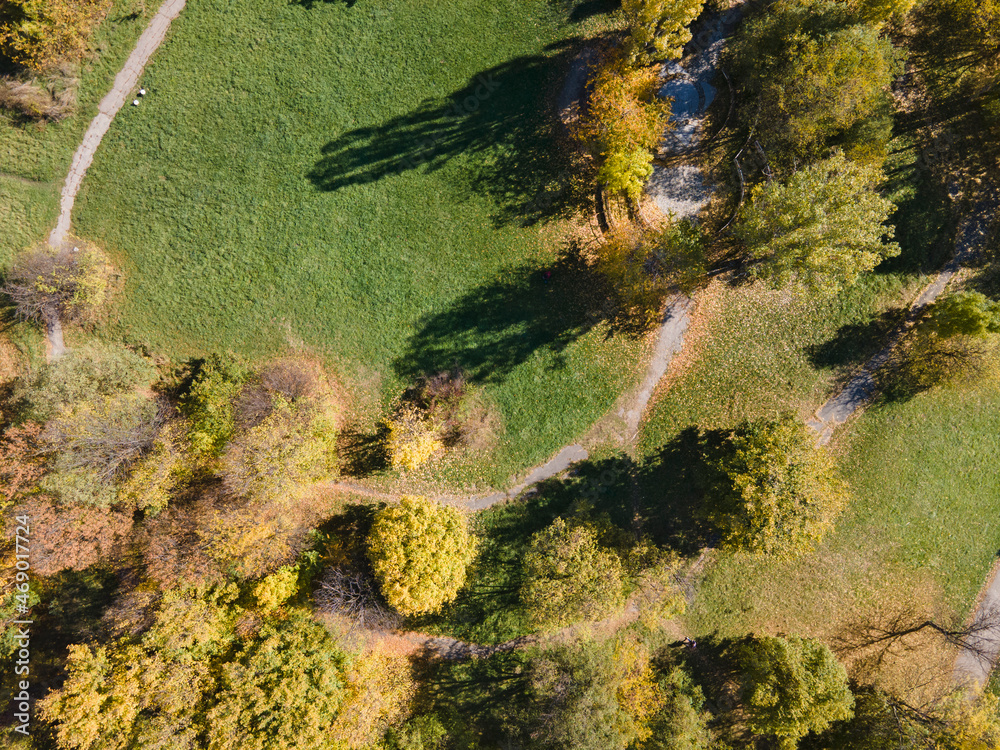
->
xmin=392 ymin=245 xmax=615 ymax=385
xmin=635 ymin=427 xmax=714 ymax=556
xmin=804 ymin=310 xmax=901 ymax=373
xmin=307 ymin=40 xmax=598 ymax=227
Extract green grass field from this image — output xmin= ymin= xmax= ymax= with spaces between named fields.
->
xmin=57 ymin=0 xmax=648 ymax=488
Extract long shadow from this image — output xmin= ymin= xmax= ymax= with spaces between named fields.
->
xmin=392 ymin=246 xmax=613 ymax=385
xmin=636 ymin=427 xmax=714 ymax=555
xmin=804 ymin=310 xmax=901 ymax=372
xmin=307 ymin=40 xmax=596 ymax=227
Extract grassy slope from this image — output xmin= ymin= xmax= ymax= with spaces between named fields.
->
xmin=71 ymin=0 xmax=644 ymax=488
xmin=0 ymin=1 xmax=157 ymax=267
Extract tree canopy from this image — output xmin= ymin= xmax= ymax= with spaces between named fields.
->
xmin=702 ymin=414 xmax=849 ymax=556
xmin=732 ymin=634 xmax=854 ymax=748
xmin=520 ymin=517 xmax=626 ymax=629
xmin=366 ymin=495 xmax=476 ymax=616
xmin=735 ymin=153 xmax=900 ymax=294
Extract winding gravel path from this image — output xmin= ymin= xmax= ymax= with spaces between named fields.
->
xmin=48 ymin=0 xmax=186 ymax=248
xmin=806 ymin=194 xmax=998 ymax=445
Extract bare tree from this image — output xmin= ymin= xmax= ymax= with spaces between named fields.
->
xmin=315 ymin=567 xmax=401 ymax=632
xmin=2 ymin=243 xmax=110 ymax=326
xmin=833 ymin=602 xmax=1000 ymax=677
xmin=41 ymin=395 xmax=166 ymax=485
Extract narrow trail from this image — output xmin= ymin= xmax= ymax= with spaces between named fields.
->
xmin=48 ymin=0 xmax=186 ymax=248
xmin=38 ymin=0 xmax=185 ymax=361
xmin=806 ymin=192 xmax=998 ymax=446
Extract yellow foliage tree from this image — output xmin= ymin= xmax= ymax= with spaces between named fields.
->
xmin=0 ymin=0 xmax=111 ymax=71
xmin=366 ymin=496 xmax=476 ymax=616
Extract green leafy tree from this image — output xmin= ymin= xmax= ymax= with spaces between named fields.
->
xmin=727 ymin=0 xmax=901 ymax=160
xmin=623 ymin=0 xmax=706 ymax=65
xmin=735 ymin=153 xmax=900 ymax=294
xmin=205 ymin=613 xmax=348 ymax=750
xmin=925 ymin=291 xmax=1000 ymax=339
xmin=180 ymin=358 xmax=247 ymax=456
xmin=366 ymin=495 xmax=476 ymax=616
xmin=644 ymin=667 xmax=712 ymax=750
xmin=702 ymin=414 xmax=849 ymax=557
xmin=732 ymin=634 xmax=854 ymax=749
xmin=521 ymin=517 xmax=626 ymax=629
xmin=528 ymin=634 xmax=664 ymax=750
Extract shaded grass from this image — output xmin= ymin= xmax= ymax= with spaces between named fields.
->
xmin=71 ymin=0 xmax=641 ymax=487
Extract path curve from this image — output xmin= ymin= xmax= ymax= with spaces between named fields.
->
xmin=806 ymin=194 xmax=998 ymax=445
xmin=48 ymin=0 xmax=186 ymax=248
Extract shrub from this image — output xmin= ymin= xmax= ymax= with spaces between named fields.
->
xmin=0 ymin=0 xmax=112 ymax=71
xmin=521 ymin=517 xmax=626 ymax=629
xmin=384 ymin=402 xmax=442 ymax=471
xmin=2 ymin=242 xmax=113 ymax=326
xmin=0 ymin=70 xmax=76 ymax=121
xmin=702 ymin=414 xmax=849 ymax=557
xmin=366 ymin=496 xmax=476 ymax=616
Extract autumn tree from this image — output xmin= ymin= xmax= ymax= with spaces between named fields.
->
xmin=925 ymin=291 xmax=1000 ymax=338
xmin=595 ymin=219 xmax=706 ymax=328
xmin=0 ymin=422 xmax=43 ymax=509
xmin=383 ymin=402 xmax=442 ymax=471
xmin=577 ymin=57 xmax=671 ymax=204
xmin=521 ymin=517 xmax=626 ymax=629
xmin=726 ymin=0 xmax=900 ymax=161
xmin=527 ymin=633 xmax=664 ymax=750
xmin=0 ymin=0 xmax=111 ymax=71
xmin=701 ymin=413 xmax=849 ymax=557
xmin=880 ymin=292 xmax=1000 ymax=400
xmin=40 ymin=393 xmax=164 ymax=506
xmin=7 ymin=497 xmax=133 ymax=576
xmin=220 ymin=395 xmax=337 ymax=501
xmin=25 ymin=341 xmax=155 ymax=420
xmin=366 ymin=495 xmax=476 ymax=616
xmin=205 ymin=613 xmax=349 ymax=750
xmin=730 ymin=634 xmax=854 ymax=749
xmin=735 ymin=153 xmax=900 ymax=294
xmin=622 ymin=0 xmax=706 ymax=65
xmin=2 ymin=242 xmax=112 ymax=327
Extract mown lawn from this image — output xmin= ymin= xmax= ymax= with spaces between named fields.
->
xmin=0 ymin=0 xmax=158 ymax=267
xmin=70 ymin=0 xmax=646 ymax=488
